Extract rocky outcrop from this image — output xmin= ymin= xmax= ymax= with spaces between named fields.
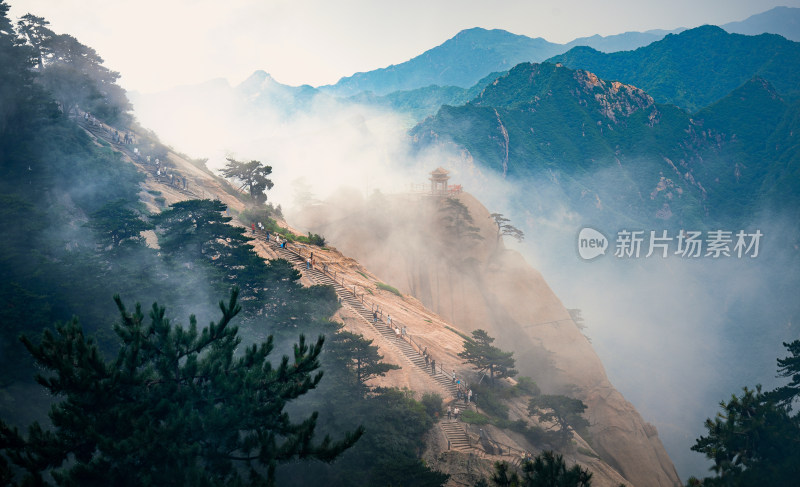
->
xmin=296 ymin=189 xmax=681 ymax=487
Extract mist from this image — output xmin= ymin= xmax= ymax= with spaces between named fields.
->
xmin=129 ymin=78 xmax=799 ymax=480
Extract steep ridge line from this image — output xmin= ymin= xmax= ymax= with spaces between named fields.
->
xmin=257 ymin=232 xmax=465 ymax=400
xmin=77 ymin=116 xmax=469 ymax=405
xmin=258 ymin=236 xmax=481 ymax=454
xmin=82 ymin=120 xmax=499 ymax=458
xmin=78 ymin=117 xmax=201 ymax=200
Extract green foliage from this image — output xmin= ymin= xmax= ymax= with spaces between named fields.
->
xmin=521 ymin=450 xmax=593 ymax=487
xmin=490 ymin=213 xmax=524 ymax=245
xmin=491 ymin=461 xmax=520 ymax=487
xmin=461 ymin=410 xmax=491 ymax=425
xmin=528 ymin=395 xmax=590 ymax=448
xmin=325 ymin=326 xmax=400 ymax=394
xmin=491 ymin=452 xmax=593 ymax=487
xmin=293 ymin=232 xmax=326 ymax=247
xmin=459 ymin=329 xmax=518 ymax=385
xmin=278 ymin=388 xmax=448 ymax=487
xmin=0 ymin=10 xmax=444 ymax=484
xmin=85 ymin=199 xmax=153 ymax=249
xmin=514 ymin=377 xmax=541 ymax=397
xmin=510 ymin=420 xmax=552 ymax=447
xmin=238 ymin=204 xmax=279 ymax=226
xmin=767 ymin=338 xmax=800 ymax=410
xmin=438 ymin=198 xmax=483 ymax=251
xmin=412 ymin=59 xmax=800 ymax=229
xmin=472 ymin=381 xmax=510 ymax=419
xmin=221 ymin=157 xmax=274 ymax=204
xmin=306 ymin=232 xmax=326 ymax=246
xmin=421 ymin=392 xmax=444 ymax=419
xmin=0 ymin=288 xmax=363 ymax=486
xmin=690 ymin=338 xmax=800 ymax=486
xmin=18 ymin=14 xmax=132 ymax=124
xmin=377 ymin=282 xmax=402 ymax=297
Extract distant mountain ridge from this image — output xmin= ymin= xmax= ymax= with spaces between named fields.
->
xmin=548 ymin=25 xmax=800 ymax=112
xmin=319 ymin=7 xmax=800 ymax=101
xmin=562 ymin=28 xmax=685 ymax=53
xmin=131 ymin=8 xmax=800 ymax=125
xmin=722 ymin=6 xmax=800 ymax=41
xmin=411 ymin=61 xmax=798 ymax=227
xmin=320 ymin=28 xmax=565 ymax=97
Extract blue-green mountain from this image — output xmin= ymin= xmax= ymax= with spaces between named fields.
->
xmin=321 ymin=28 xmax=565 ymax=97
xmin=548 ymin=25 xmax=800 ymax=112
xmin=411 ymin=62 xmax=797 ymax=228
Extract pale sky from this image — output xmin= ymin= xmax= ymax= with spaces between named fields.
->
xmin=8 ymin=0 xmax=799 ymax=93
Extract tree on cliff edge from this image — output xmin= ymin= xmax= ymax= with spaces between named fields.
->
xmin=458 ymin=329 xmax=517 ymax=386
xmin=222 ymin=157 xmax=274 ymax=204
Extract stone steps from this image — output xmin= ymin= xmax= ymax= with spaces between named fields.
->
xmin=440 ymin=420 xmax=471 ymax=451
xmin=79 ymin=120 xmax=200 ymax=199
xmin=259 ymin=237 xmax=462 ymax=400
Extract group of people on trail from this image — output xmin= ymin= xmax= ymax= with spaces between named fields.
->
xmin=457 ymin=385 xmax=473 ymax=403
xmin=84 ymin=111 xmax=135 ymax=145
xmin=451 ymin=370 xmax=473 ymax=403
xmin=155 ymin=167 xmax=187 ymax=190
xmin=423 ymin=347 xmax=437 ymax=375
xmin=149 ymin=157 xmax=185 ymax=189
xmin=111 ymin=130 xmax=135 ymax=145
xmin=83 ymin=111 xmax=98 ymax=126
xmin=446 ymin=405 xmax=460 ymax=420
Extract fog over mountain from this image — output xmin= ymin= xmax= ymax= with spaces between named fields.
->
xmin=6 ymin=3 xmax=800 ymax=483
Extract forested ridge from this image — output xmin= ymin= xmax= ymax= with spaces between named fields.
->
xmin=2 ymin=2 xmax=800 ymax=485
xmin=0 ymin=3 xmax=448 ymax=485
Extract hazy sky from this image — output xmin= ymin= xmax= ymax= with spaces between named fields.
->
xmin=9 ymin=0 xmax=799 ymax=93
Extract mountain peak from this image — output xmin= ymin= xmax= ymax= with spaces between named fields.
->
xmin=321 ymin=28 xmax=564 ymax=96
xmin=722 ymin=6 xmax=800 ymax=41
xmin=239 ymin=70 xmax=276 ymax=89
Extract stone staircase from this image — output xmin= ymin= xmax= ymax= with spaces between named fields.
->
xmin=440 ymin=420 xmax=471 ymax=451
xmin=264 ymin=237 xmax=460 ymax=399
xmin=79 ymin=119 xmax=199 ymax=199
xmin=263 ymin=237 xmax=479 ymax=452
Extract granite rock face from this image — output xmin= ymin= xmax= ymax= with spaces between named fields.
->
xmin=297 ymin=190 xmax=681 ymax=486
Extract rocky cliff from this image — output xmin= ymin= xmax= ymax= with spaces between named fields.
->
xmin=295 ymin=189 xmax=681 ymax=487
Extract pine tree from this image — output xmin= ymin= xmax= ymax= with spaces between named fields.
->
xmin=490 ymin=213 xmax=524 ymax=247
xmin=458 ymin=329 xmax=517 ymax=386
xmin=527 ymin=395 xmax=590 ymax=447
xmin=86 ymin=199 xmax=153 ymax=249
xmin=326 ymin=326 xmax=400 ymax=395
xmin=0 ymin=288 xmax=363 ymax=486
xmin=768 ymin=338 xmax=800 ymax=410
xmin=438 ymin=198 xmax=483 ymax=243
xmin=520 ymin=451 xmax=592 ymax=487
xmin=491 ymin=452 xmax=592 ymax=487
xmin=221 ymin=158 xmax=274 ymax=204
